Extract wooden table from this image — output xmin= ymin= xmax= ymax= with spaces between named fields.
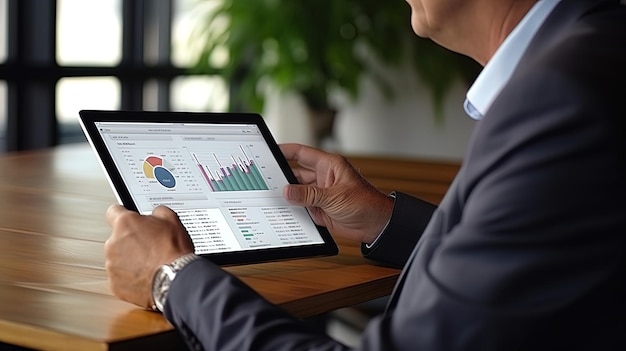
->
xmin=0 ymin=144 xmax=400 ymax=351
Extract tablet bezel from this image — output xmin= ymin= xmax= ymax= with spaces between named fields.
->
xmin=78 ymin=109 xmax=338 ymax=265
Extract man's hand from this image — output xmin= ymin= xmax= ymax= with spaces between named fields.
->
xmin=104 ymin=205 xmax=194 ymax=309
xmin=280 ymin=143 xmax=394 ymax=245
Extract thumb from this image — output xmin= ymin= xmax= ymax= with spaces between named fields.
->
xmin=152 ymin=205 xmax=178 ymax=220
xmin=105 ymin=204 xmax=134 ymax=227
xmin=283 ymin=184 xmax=326 ymax=208
xmin=151 ymin=205 xmax=181 ymax=223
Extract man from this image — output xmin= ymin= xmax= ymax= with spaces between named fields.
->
xmin=104 ymin=0 xmax=626 ymax=349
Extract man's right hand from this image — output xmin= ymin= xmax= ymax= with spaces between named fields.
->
xmin=280 ymin=143 xmax=394 ymax=245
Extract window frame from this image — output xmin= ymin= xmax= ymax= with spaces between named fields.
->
xmin=0 ymin=0 xmax=190 ymax=152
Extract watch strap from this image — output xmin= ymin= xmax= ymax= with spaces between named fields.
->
xmin=151 ymin=253 xmax=200 ymax=312
xmin=169 ymin=252 xmax=201 ymax=271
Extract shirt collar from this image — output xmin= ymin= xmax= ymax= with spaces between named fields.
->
xmin=464 ymin=0 xmax=561 ymax=120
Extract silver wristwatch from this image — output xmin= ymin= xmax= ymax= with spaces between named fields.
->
xmin=151 ymin=253 xmax=200 ymax=312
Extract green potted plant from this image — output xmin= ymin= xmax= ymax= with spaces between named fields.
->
xmin=189 ymin=0 xmax=479 ymax=146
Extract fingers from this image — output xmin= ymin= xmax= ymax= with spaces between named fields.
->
xmin=281 ymin=143 xmax=338 ymax=187
xmin=279 ymin=143 xmax=305 ymax=161
xmin=106 ymin=204 xmax=180 ymax=228
xmin=291 ymin=167 xmax=318 ymax=185
xmin=280 ymin=143 xmax=329 ymax=170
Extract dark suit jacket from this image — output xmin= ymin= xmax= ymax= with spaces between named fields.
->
xmin=164 ymin=0 xmax=626 ymax=349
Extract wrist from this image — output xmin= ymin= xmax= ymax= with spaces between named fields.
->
xmin=151 ymin=253 xmax=200 ymax=312
xmin=363 ymin=192 xmax=395 ymax=245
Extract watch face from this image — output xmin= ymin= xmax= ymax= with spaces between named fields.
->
xmin=152 ymin=255 xmax=200 ymax=312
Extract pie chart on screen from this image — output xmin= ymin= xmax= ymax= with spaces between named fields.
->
xmin=143 ymin=155 xmax=176 ymax=188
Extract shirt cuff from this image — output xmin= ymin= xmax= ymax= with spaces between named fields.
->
xmin=365 ymin=192 xmax=396 ymax=249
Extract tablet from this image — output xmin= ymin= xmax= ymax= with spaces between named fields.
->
xmin=78 ymin=110 xmax=337 ymax=265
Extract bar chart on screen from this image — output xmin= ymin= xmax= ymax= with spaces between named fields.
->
xmin=191 ymin=144 xmax=271 ymax=192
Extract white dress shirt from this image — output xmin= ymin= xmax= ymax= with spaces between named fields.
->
xmin=464 ymin=0 xmax=561 ymax=120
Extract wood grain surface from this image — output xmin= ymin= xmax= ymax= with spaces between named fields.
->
xmin=0 ymin=145 xmax=402 ymax=351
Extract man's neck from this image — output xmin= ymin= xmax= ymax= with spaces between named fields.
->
xmin=440 ymin=0 xmax=538 ymax=66
xmin=481 ymin=0 xmax=538 ymax=65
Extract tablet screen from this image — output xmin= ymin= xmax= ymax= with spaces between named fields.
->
xmin=79 ymin=110 xmax=337 ymax=265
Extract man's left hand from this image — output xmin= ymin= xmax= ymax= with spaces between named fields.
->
xmin=104 ymin=205 xmax=194 ymax=309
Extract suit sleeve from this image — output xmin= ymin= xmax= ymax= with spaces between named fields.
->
xmin=361 ymin=193 xmax=436 ymax=268
xmin=164 ymin=259 xmax=350 ymax=351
